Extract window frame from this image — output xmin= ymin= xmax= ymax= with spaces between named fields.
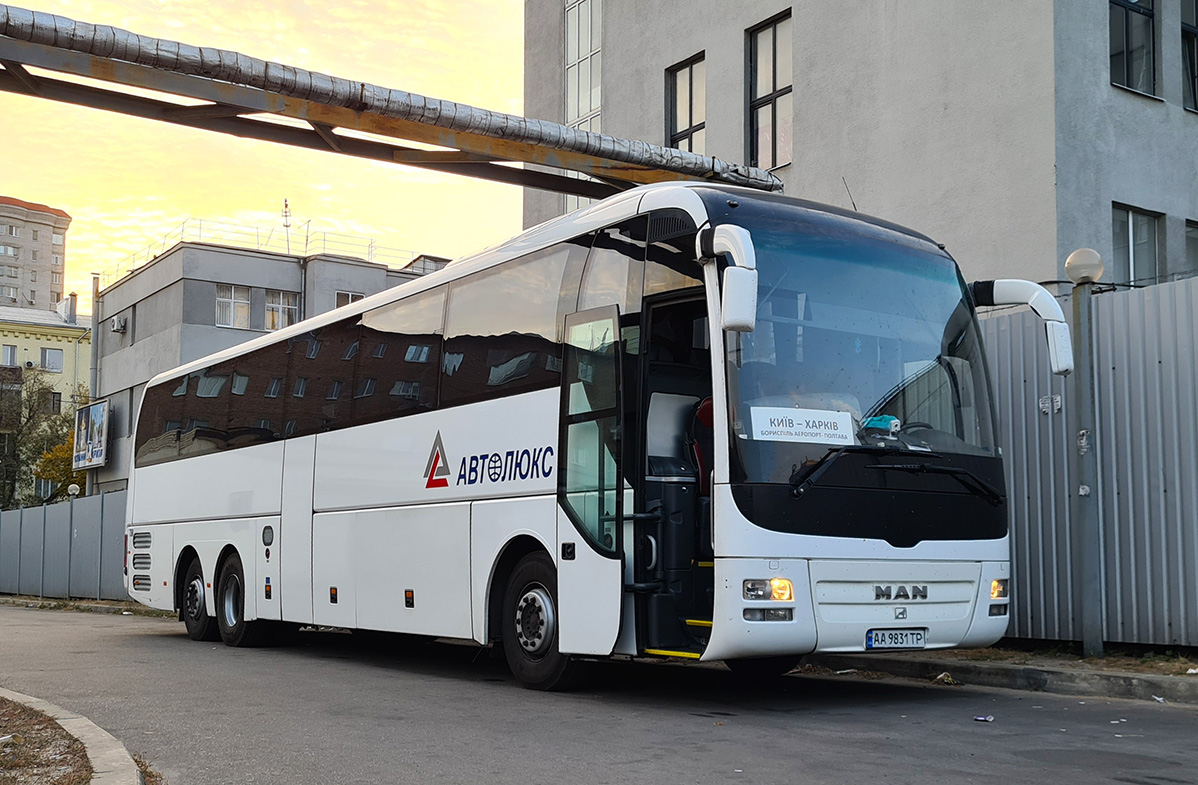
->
xmin=1111 ymin=203 xmax=1161 ymax=285
xmin=667 ymin=53 xmax=706 ymax=154
xmin=1110 ymin=0 xmax=1156 ymax=95
xmin=747 ymin=11 xmax=793 ymax=170
xmin=41 ymin=347 xmax=64 ymax=373
xmin=215 ymin=284 xmax=251 ymax=329
xmin=1184 ymin=0 xmax=1198 ymax=110
xmin=265 ymin=289 xmax=299 ymax=332
xmin=335 ymin=291 xmax=364 ymax=308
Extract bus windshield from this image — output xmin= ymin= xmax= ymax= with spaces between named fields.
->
xmin=725 ymin=217 xmax=998 ymax=486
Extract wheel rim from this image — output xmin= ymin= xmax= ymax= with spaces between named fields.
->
xmin=185 ymin=576 xmax=205 ymax=621
xmin=222 ymin=574 xmax=242 ymax=629
xmin=514 ymin=584 xmax=555 ymax=658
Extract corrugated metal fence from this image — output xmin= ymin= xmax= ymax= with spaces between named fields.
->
xmin=0 ymin=490 xmax=127 ymax=601
xmin=983 ymin=275 xmax=1198 ymax=647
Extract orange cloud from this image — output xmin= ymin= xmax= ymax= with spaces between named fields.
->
xmin=0 ymin=0 xmax=525 ymax=313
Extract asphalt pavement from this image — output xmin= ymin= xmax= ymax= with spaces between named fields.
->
xmin=1 ymin=604 xmax=1195 ymax=784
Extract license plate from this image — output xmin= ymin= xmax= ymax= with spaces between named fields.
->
xmin=866 ymin=628 xmax=926 ymax=649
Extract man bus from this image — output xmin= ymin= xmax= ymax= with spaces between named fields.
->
xmin=125 ymin=183 xmax=1072 ymax=689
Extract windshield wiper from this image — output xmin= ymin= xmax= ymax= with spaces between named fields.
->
xmin=865 ymin=462 xmax=1004 ymax=507
xmin=789 ymin=443 xmax=934 ymax=497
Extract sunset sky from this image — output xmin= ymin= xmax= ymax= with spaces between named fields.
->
xmin=0 ymin=0 xmax=525 ymax=313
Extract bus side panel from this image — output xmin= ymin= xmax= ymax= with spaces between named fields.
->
xmin=168 ymin=517 xmax=272 ymax=620
xmin=469 ymin=495 xmax=557 ymax=645
xmin=556 ymin=505 xmax=622 ymax=656
xmin=278 ymin=435 xmax=316 ymax=624
xmin=131 ymin=442 xmax=285 ymax=525
xmin=311 ymin=512 xmax=356 ymax=628
xmin=354 ymin=503 xmax=472 ymax=638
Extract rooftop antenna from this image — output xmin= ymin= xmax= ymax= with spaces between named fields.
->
xmin=282 ymin=199 xmax=292 ymax=255
xmin=841 ymin=177 xmax=858 ymax=212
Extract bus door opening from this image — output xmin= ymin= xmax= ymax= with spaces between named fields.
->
xmin=637 ymin=295 xmax=713 ymax=655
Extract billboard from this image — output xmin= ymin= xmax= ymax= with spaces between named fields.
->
xmin=73 ymin=400 xmax=110 ymax=470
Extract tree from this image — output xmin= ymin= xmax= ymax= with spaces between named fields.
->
xmin=34 ymin=433 xmax=87 ymax=503
xmin=0 ymin=368 xmax=84 ymax=509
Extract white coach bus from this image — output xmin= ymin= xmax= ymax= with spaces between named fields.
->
xmin=125 ymin=183 xmax=1072 ymax=689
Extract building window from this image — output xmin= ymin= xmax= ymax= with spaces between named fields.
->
xmin=0 ymin=286 xmax=15 ymax=300
xmin=50 ymin=291 xmax=61 ymax=304
xmin=52 ymin=255 xmax=61 ymax=267
xmin=265 ymin=290 xmax=299 ymax=331
xmin=335 ymin=291 xmax=364 ymax=308
xmin=51 ymin=272 xmax=60 ymax=284
xmin=749 ymin=13 xmax=793 ymax=169
xmin=668 ymin=55 xmax=706 ymax=154
xmin=1111 ymin=0 xmax=1155 ymax=94
xmin=34 ymin=477 xmax=56 ymax=499
xmin=1185 ymin=221 xmax=1198 ymax=274
xmin=30 ymin=250 xmax=37 ymax=261
xmin=47 ymin=391 xmax=62 ymax=414
xmin=1 ymin=345 xmax=15 ymax=366
xmin=27 ymin=290 xmax=36 ymax=305
xmin=326 ymin=380 xmax=343 ymax=400
xmin=215 ymin=284 xmax=250 ymax=328
xmin=264 ymin=377 xmax=282 ymax=398
xmin=52 ymin=232 xmax=63 ymax=246
xmin=564 ymin=0 xmax=602 ymax=214
xmin=3 ymin=225 xmax=18 ymax=238
xmin=41 ymin=347 xmax=63 ymax=372
xmin=1 ymin=248 xmax=16 ymax=261
xmin=1112 ymin=205 xmax=1159 ymax=285
xmin=1184 ymin=0 xmax=1198 ymax=110
xmin=405 ymin=344 xmax=431 ymax=363
xmin=29 ymin=271 xmax=36 ymax=282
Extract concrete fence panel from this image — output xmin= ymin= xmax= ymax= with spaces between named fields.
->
xmin=0 ymin=511 xmax=20 ymax=595
xmin=100 ymin=491 xmax=128 ymax=600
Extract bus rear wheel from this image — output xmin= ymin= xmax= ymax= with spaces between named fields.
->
xmin=501 ymin=552 xmax=577 ymax=691
xmin=216 ymin=553 xmax=268 ymax=647
xmin=181 ymin=556 xmax=219 ymax=641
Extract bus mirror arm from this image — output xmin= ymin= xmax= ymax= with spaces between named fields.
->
xmin=970 ymin=279 xmax=1074 ymax=376
xmin=698 ymin=225 xmax=758 ymax=333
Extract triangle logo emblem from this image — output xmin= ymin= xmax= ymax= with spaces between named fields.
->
xmin=424 ymin=431 xmax=451 ymax=489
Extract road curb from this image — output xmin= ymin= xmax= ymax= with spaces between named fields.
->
xmin=0 ymin=687 xmax=141 ymax=785
xmin=0 ymin=595 xmax=170 ymax=617
xmin=807 ymin=653 xmax=1198 ymax=705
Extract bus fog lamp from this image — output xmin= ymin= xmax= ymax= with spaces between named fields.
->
xmin=990 ymin=579 xmax=1008 ymax=600
xmin=989 ymin=604 xmax=1008 ymax=617
xmin=743 ymin=608 xmax=793 ymax=622
xmin=743 ymin=578 xmax=793 ymax=601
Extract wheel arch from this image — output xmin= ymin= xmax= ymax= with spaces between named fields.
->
xmin=173 ymin=545 xmax=201 ymax=618
xmin=486 ymin=534 xmax=550 ymax=644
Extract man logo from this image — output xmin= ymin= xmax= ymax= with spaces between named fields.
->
xmin=424 ymin=431 xmax=451 ymax=489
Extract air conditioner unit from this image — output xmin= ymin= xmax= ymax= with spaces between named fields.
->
xmin=23 ymin=360 xmax=36 ymax=369
xmin=110 ymin=316 xmax=127 ymax=334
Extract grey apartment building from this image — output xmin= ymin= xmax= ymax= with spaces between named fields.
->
xmin=525 ymin=0 xmax=1198 ymax=287
xmin=90 ymin=243 xmax=446 ymax=492
xmin=0 ymin=195 xmax=71 ymax=310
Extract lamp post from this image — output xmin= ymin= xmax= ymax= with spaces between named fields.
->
xmin=1065 ymin=248 xmax=1104 ymax=658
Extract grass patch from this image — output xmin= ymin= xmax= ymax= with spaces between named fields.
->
xmin=0 ymin=697 xmax=92 ymax=785
xmin=133 ymin=752 xmax=165 ymax=785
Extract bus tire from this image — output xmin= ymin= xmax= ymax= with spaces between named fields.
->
xmin=181 ymin=556 xmax=219 ymax=642
xmin=501 ymin=552 xmax=577 ymax=691
xmin=725 ymin=655 xmax=801 ymax=682
xmin=216 ymin=552 xmax=267 ymax=647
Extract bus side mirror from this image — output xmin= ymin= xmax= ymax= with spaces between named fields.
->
xmin=698 ymin=224 xmax=757 ymax=332
xmin=971 ymin=279 xmax=1073 ymax=376
xmin=721 ymin=267 xmax=758 ymax=332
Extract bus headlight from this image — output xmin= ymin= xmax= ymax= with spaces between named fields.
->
xmin=743 ymin=578 xmax=794 ymax=601
xmin=990 ymin=579 xmax=1008 ymax=600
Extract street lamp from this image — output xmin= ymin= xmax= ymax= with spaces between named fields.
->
xmin=1065 ymin=248 xmax=1103 ymax=658
xmin=67 ymin=483 xmax=80 ymax=498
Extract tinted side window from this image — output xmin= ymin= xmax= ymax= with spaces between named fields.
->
xmin=354 ymin=286 xmax=445 ymax=424
xmin=441 ymin=243 xmax=584 ymax=407
xmin=644 ymin=210 xmax=702 ymax=297
xmin=579 ymin=217 xmax=648 ymax=314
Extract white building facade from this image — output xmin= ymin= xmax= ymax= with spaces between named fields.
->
xmin=525 ymin=0 xmax=1198 ymax=288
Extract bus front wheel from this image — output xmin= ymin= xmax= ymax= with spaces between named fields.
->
xmin=181 ymin=556 xmax=219 ymax=641
xmin=216 ymin=552 xmax=267 ymax=647
xmin=501 ymin=552 xmax=577 ymax=691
